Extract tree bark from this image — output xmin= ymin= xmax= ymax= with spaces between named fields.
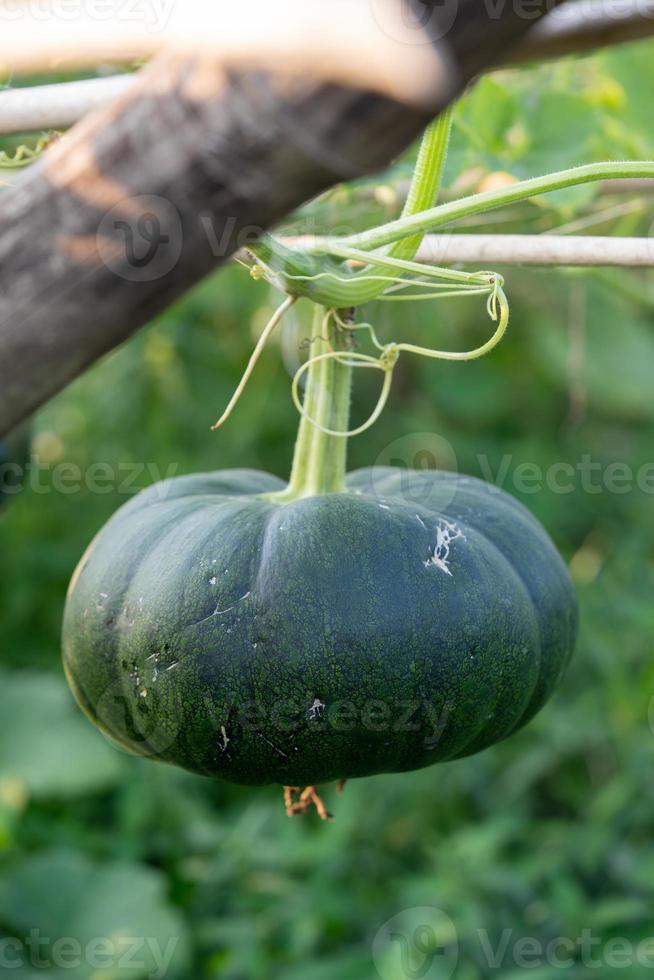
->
xmin=0 ymin=1 xmax=568 ymax=435
xmin=4 ymin=1 xmax=654 ymax=136
xmin=509 ymin=0 xmax=654 ymax=63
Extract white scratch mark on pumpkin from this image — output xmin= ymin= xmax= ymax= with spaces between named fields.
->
xmin=257 ymin=731 xmax=288 ymax=759
xmin=415 ymin=514 xmax=427 ymax=530
xmin=194 ymin=591 xmax=252 ymax=627
xmin=308 ymin=698 xmax=326 ymax=720
xmin=219 ymin=725 xmax=230 ymax=753
xmin=424 ymin=520 xmax=466 ymax=577
xmin=220 ymin=591 xmax=251 ymax=612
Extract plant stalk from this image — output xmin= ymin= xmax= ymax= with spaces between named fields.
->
xmin=251 ymin=162 xmax=654 ymax=309
xmin=330 ymin=162 xmax=654 ymax=253
xmin=272 ymin=307 xmax=353 ymax=500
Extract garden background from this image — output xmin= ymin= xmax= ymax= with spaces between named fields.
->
xmin=1 ymin=40 xmax=654 ymax=979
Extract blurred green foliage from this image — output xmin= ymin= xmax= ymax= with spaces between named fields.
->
xmin=1 ymin=42 xmax=654 ymax=980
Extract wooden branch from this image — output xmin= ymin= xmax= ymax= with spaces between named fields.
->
xmin=2 ymin=1 xmax=654 ymax=136
xmin=510 ymin=0 xmax=654 ymax=63
xmin=0 ymin=0 xmax=446 ymax=109
xmin=0 ymin=0 xmax=567 ymax=435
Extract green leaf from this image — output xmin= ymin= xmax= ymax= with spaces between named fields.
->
xmin=278 ymin=950 xmax=381 ymax=980
xmin=532 ymin=282 xmax=654 ymax=421
xmin=455 ymin=76 xmax=519 ymax=160
xmin=0 ymin=670 xmax=124 ymax=799
xmin=601 ymin=42 xmax=654 ymax=156
xmin=520 ymin=92 xmax=600 ymax=176
xmin=0 ymin=851 xmax=190 ymax=980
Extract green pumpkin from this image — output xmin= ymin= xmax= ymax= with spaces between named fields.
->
xmin=62 ymin=464 xmax=577 ymax=786
xmin=63 ymin=310 xmax=577 ymax=792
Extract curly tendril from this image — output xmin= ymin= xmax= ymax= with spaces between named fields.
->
xmin=292 ymin=348 xmax=398 ymax=438
xmin=212 ymin=255 xmax=509 ymax=437
xmin=212 ymin=295 xmax=297 ymax=430
xmin=289 ymin=282 xmax=509 ymax=438
xmin=0 ymin=132 xmax=58 ymax=169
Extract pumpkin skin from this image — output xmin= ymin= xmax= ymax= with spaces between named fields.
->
xmin=62 ymin=468 xmax=577 ymax=786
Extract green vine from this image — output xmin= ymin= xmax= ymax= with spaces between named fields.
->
xmin=214 ymin=107 xmax=654 ymax=496
xmin=245 ymin=160 xmax=654 ymax=310
xmin=216 ymin=108 xmax=511 ymax=455
xmin=290 ymin=281 xmax=508 ymax=441
xmin=323 ymin=161 xmax=654 ymax=254
xmin=390 ymin=105 xmax=453 ymax=263
xmin=0 ymin=132 xmax=58 ymax=170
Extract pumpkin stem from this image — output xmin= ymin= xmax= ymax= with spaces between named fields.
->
xmin=271 ymin=306 xmax=354 ymax=500
xmin=283 ymin=784 xmax=335 ymax=821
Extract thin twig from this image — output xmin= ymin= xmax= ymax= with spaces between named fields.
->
xmin=0 ymin=75 xmax=136 ymax=135
xmin=277 ymin=234 xmax=654 ymax=268
xmin=542 ymin=199 xmax=646 ymax=237
xmin=566 ymin=280 xmax=588 ymax=430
